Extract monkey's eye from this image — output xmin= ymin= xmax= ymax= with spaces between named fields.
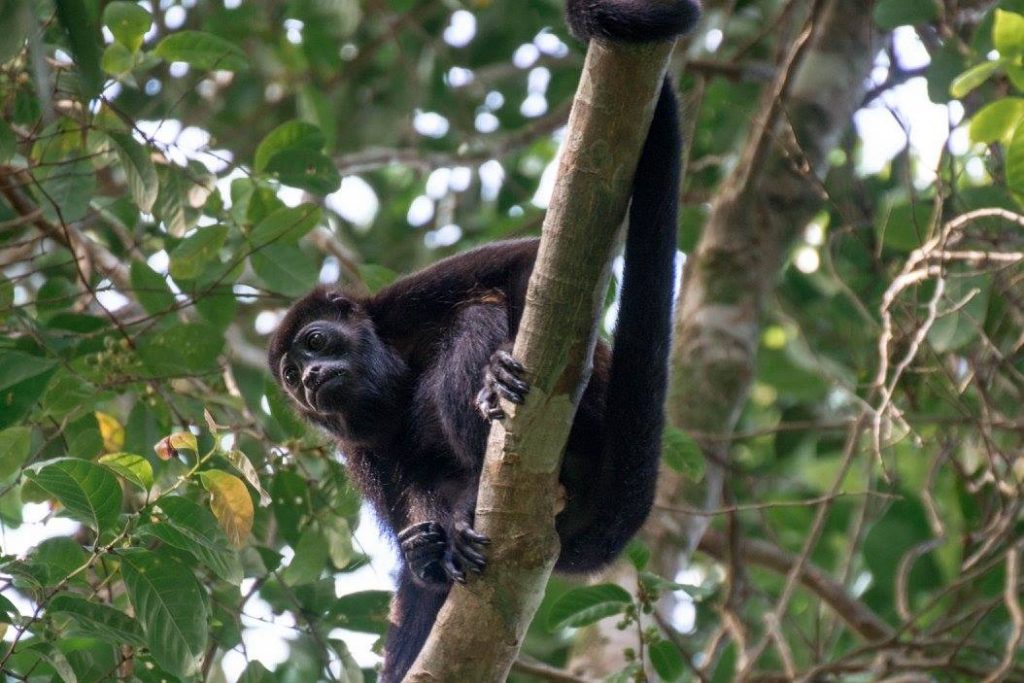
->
xmin=283 ymin=366 xmax=300 ymax=386
xmin=306 ymin=331 xmax=327 ymax=352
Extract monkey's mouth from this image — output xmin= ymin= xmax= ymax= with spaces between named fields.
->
xmin=309 ymin=373 xmax=347 ymax=412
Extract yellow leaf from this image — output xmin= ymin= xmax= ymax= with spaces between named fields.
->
xmin=199 ymin=470 xmax=253 ymax=547
xmin=95 ymin=411 xmax=125 ymax=453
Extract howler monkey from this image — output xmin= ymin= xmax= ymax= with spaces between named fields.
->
xmin=268 ymin=1 xmax=698 ymax=679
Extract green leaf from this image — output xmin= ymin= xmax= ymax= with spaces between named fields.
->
xmin=0 ymin=352 xmax=56 ymax=392
xmin=994 ymin=9 xmax=1024 ymax=55
xmin=141 ymin=495 xmax=243 ymax=584
xmin=873 ymin=0 xmax=940 ymax=28
xmin=169 ymin=225 xmax=229 ymax=281
xmin=33 ymin=157 xmax=95 ymax=223
xmin=130 ymin=260 xmax=176 ymax=315
xmin=876 ymin=200 xmax=933 ymax=252
xmin=926 ymin=40 xmax=966 ymax=104
xmin=1008 ymin=120 xmax=1024 ymax=195
xmin=0 ymin=426 xmax=32 ymax=482
xmin=0 ymin=0 xmax=30 ymax=63
xmin=25 ymin=459 xmax=122 ymax=533
xmin=662 ymin=427 xmax=705 ymax=480
xmin=154 ymin=30 xmax=248 ymax=71
xmin=950 ymin=60 xmax=1004 ymax=98
xmin=195 ymin=286 xmax=237 ymax=330
xmin=154 ymin=165 xmax=193 ymax=237
xmin=546 ymin=584 xmax=633 ymax=630
xmin=101 ymin=42 xmax=134 ymax=76
xmin=271 ymin=470 xmax=309 ymax=545
xmin=251 ymin=244 xmax=317 ymax=296
xmin=49 ymin=594 xmax=147 ymax=646
xmin=283 ymin=526 xmax=328 ymax=585
xmin=250 ymin=205 xmax=322 ymax=246
xmin=54 ymin=0 xmax=103 ymax=98
xmin=624 ymin=539 xmax=650 ymax=571
xmin=254 ymin=121 xmax=326 ymax=173
xmin=327 ymin=590 xmax=391 ymax=634
xmin=266 ymin=149 xmax=341 ymax=195
xmin=238 ymin=661 xmax=275 ymax=683
xmin=102 ymin=1 xmax=152 ymax=53
xmin=328 ymin=639 xmax=364 ymax=683
xmin=119 ymin=548 xmax=209 ymax=678
xmin=108 ymin=132 xmax=159 ymax=213
xmin=136 ymin=322 xmax=224 ymax=376
xmin=968 ymin=98 xmax=1024 ymax=143
xmin=323 ymin=516 xmax=353 ymax=569
xmin=98 ymin=453 xmax=153 ymax=491
xmin=24 ymin=642 xmax=78 ymax=683
xmin=1007 ymin=63 xmax=1024 ymax=92
xmin=649 ymin=640 xmax=685 ymax=682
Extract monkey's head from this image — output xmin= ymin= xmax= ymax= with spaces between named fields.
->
xmin=268 ymin=287 xmax=405 ymax=438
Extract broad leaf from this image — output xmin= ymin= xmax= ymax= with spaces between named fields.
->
xmin=254 ymin=121 xmax=326 ymax=173
xmin=250 ymin=244 xmax=317 ymax=296
xmin=250 ymin=205 xmax=322 ymax=247
xmin=873 ymin=0 xmax=940 ymax=28
xmin=662 ymin=426 xmax=704 ymax=480
xmin=968 ymin=98 xmax=1024 ymax=143
xmin=1008 ymin=120 xmax=1024 ymax=195
xmin=98 ymin=453 xmax=154 ymax=491
xmin=130 ymin=260 xmax=176 ymax=316
xmin=282 ymin=526 xmax=328 ymax=585
xmin=103 ymin=1 xmax=152 ymax=53
xmin=265 ymin=149 xmax=341 ymax=195
xmin=119 ymin=548 xmax=209 ymax=678
xmin=26 ymin=459 xmax=122 ymax=534
xmin=108 ymin=131 xmax=159 ymax=213
xmin=546 ymin=584 xmax=633 ymax=630
xmin=994 ymin=9 xmax=1024 ymax=56
xmin=154 ymin=31 xmax=248 ymax=71
xmin=137 ymin=322 xmax=224 ymax=377
xmin=54 ymin=0 xmax=103 ymax=97
xmin=0 ymin=426 xmax=32 ymax=482
xmin=141 ymin=495 xmax=243 ymax=584
xmin=49 ymin=594 xmax=146 ymax=646
xmin=224 ymin=449 xmax=271 ymax=506
xmin=199 ymin=470 xmax=254 ymax=547
xmin=169 ymin=225 xmax=228 ymax=281
xmin=327 ymin=590 xmax=391 ymax=634
xmin=950 ymin=60 xmax=1004 ymax=98
xmin=649 ymin=640 xmax=685 ymax=682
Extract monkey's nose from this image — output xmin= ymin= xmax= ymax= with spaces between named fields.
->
xmin=302 ymin=364 xmax=323 ymax=389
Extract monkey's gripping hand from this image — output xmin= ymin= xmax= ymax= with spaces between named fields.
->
xmin=398 ymin=521 xmax=490 ymax=585
xmin=475 ymin=349 xmax=530 ymax=421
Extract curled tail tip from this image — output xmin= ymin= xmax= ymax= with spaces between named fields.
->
xmin=567 ymin=0 xmax=702 ymax=43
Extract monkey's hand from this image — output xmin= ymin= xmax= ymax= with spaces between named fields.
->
xmin=399 ymin=521 xmax=490 ymax=585
xmin=475 ymin=349 xmax=529 ymax=421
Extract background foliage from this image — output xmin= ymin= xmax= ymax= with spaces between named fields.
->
xmin=0 ymin=0 xmax=1023 ymax=681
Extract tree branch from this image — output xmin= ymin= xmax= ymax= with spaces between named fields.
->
xmin=407 ymin=35 xmax=678 ymax=683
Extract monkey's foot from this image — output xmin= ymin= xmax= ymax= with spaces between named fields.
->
xmin=399 ymin=521 xmax=490 ymax=585
xmin=475 ymin=349 xmax=529 ymax=421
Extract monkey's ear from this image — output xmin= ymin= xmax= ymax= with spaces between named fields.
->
xmin=325 ymin=290 xmax=356 ymax=315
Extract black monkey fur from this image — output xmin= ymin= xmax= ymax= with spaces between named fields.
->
xmin=267 ymin=1 xmax=698 ymax=679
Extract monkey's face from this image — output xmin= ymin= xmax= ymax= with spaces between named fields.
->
xmin=268 ymin=288 xmax=364 ymax=417
xmin=276 ymin=319 xmax=362 ymax=415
